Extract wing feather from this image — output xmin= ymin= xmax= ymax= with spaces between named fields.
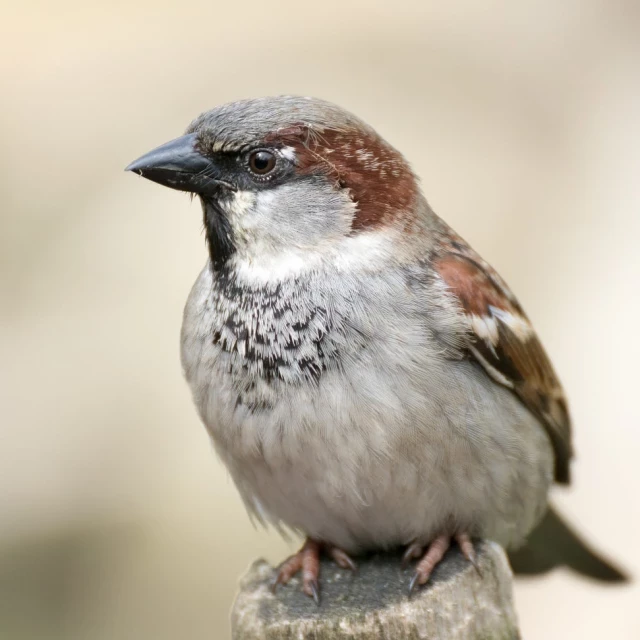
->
xmin=434 ymin=234 xmax=573 ymax=483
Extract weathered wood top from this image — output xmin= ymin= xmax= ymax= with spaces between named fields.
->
xmin=232 ymin=540 xmax=520 ymax=639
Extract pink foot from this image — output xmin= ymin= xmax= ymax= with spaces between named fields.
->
xmin=271 ymin=538 xmax=357 ymax=604
xmin=404 ymin=533 xmax=479 ymax=595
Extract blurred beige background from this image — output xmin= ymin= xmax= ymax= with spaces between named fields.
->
xmin=1 ymin=0 xmax=639 ymax=638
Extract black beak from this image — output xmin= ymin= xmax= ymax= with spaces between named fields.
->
xmin=125 ymin=133 xmax=232 ymax=194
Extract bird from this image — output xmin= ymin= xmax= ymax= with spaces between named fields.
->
xmin=126 ymin=95 xmax=626 ymax=602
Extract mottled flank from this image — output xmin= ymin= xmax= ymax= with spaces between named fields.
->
xmin=434 ymin=233 xmax=573 ymax=484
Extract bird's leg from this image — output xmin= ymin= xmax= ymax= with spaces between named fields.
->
xmin=272 ymin=539 xmax=321 ymax=602
xmin=271 ymin=538 xmax=357 ymax=604
xmin=456 ymin=532 xmax=481 ymax=574
xmin=405 ymin=533 xmax=478 ymax=595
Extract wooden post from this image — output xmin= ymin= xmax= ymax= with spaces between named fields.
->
xmin=231 ymin=540 xmax=520 ymax=639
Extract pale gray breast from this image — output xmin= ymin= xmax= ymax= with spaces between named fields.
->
xmin=180 ymin=259 xmax=469 ymax=451
xmin=183 ymin=261 xmax=462 ymax=386
xmin=180 ymin=261 xmax=553 ymax=550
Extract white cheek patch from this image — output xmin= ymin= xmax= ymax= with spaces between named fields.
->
xmin=218 ymin=190 xmax=256 ymax=222
xmin=229 ymin=188 xmax=322 ymax=283
xmin=253 ymin=189 xmax=276 ymax=213
xmin=230 ymin=226 xmax=396 ymax=286
xmin=226 ymin=190 xmax=279 ymax=230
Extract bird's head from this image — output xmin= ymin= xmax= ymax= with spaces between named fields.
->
xmin=126 ymin=96 xmax=422 ymax=279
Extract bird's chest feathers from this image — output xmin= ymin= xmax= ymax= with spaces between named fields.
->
xmin=190 ymin=269 xmax=339 ymax=417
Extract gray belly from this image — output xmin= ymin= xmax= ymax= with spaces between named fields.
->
xmin=180 ymin=266 xmax=554 ymax=553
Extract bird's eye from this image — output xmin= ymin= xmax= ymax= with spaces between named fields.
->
xmin=248 ymin=150 xmax=276 ymax=176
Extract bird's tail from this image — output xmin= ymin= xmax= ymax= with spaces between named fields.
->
xmin=508 ymin=505 xmax=628 ymax=582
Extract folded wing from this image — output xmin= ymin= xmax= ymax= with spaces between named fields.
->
xmin=433 ymin=232 xmax=573 ymax=483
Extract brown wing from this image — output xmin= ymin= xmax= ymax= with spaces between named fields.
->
xmin=434 ymin=233 xmax=573 ymax=484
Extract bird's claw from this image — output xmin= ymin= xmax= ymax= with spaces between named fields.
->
xmin=403 ymin=533 xmax=479 ymax=596
xmin=304 ymin=577 xmax=321 ymax=606
xmin=270 ymin=538 xmax=356 ymax=604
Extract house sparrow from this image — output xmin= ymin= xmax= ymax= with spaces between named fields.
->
xmin=126 ymin=96 xmax=626 ymax=602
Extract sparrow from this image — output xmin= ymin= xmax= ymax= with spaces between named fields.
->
xmin=126 ymin=96 xmax=626 ymax=602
